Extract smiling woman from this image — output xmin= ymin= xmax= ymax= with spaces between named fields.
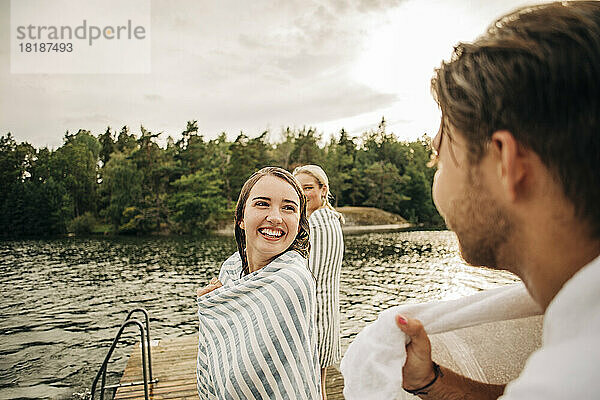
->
xmin=236 ymin=171 xmax=309 ymax=275
xmin=195 ymin=167 xmax=321 ymax=399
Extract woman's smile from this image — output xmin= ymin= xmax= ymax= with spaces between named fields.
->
xmin=258 ymin=226 xmax=286 ymax=239
xmin=240 ymin=175 xmax=301 ymax=271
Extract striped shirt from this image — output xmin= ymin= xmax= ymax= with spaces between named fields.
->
xmin=196 ymin=250 xmax=321 ymax=399
xmin=309 ymin=207 xmax=344 ymax=367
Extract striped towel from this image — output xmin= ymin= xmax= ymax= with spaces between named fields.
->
xmin=196 ymin=250 xmax=321 ymax=399
xmin=309 ymin=207 xmax=344 ymax=367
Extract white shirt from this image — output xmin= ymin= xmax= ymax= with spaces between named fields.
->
xmin=501 ymin=254 xmax=600 ymax=399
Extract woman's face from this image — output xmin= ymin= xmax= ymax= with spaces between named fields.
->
xmin=239 ymin=175 xmax=301 ymax=270
xmin=295 ymin=173 xmax=326 ymax=216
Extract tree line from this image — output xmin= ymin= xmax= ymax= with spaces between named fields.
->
xmin=0 ymin=118 xmax=443 ymax=237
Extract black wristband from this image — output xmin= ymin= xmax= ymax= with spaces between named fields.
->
xmin=404 ymin=362 xmax=443 ymax=395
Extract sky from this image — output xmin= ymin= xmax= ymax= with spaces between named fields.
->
xmin=0 ymin=0 xmax=550 ymax=149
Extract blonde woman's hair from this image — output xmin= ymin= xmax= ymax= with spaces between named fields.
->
xmin=293 ymin=164 xmax=344 ymax=223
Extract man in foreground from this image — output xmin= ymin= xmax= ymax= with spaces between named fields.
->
xmin=397 ymin=2 xmax=600 ymax=399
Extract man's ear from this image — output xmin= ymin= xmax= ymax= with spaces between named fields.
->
xmin=239 ymin=220 xmax=245 ymax=230
xmin=490 ymin=130 xmax=527 ymax=202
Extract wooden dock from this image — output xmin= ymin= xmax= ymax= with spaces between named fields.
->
xmin=114 ymin=335 xmax=345 ymax=399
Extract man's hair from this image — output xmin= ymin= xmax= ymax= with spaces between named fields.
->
xmin=234 ymin=166 xmax=310 ymax=275
xmin=432 ymin=1 xmax=600 ymax=237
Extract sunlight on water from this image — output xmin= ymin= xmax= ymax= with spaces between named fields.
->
xmin=0 ymin=231 xmax=518 ymax=399
xmin=339 ymin=231 xmax=518 ymax=351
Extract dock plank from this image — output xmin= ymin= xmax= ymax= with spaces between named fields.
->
xmin=114 ymin=335 xmax=345 ymax=399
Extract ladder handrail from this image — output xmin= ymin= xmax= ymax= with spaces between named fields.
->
xmin=124 ymin=308 xmax=154 ymax=382
xmin=90 ymin=308 xmax=155 ymax=400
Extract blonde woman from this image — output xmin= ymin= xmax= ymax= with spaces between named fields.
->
xmin=293 ymin=165 xmax=344 ymax=399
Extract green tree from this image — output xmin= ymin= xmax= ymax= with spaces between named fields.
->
xmin=289 ymin=127 xmax=325 ymax=168
xmin=323 ymin=129 xmax=355 ymax=206
xmin=227 ymin=132 xmax=271 ymax=201
xmin=101 ymin=152 xmax=143 ymax=229
xmin=363 ymin=161 xmax=409 ymax=213
xmin=114 ymin=126 xmax=137 ymax=155
xmin=169 ymin=170 xmax=228 ymax=234
xmin=174 ymin=120 xmax=204 ymax=175
xmin=118 ymin=206 xmax=156 ymax=235
xmin=129 ymin=126 xmax=171 ymax=232
xmin=50 ymin=130 xmax=100 ymax=218
xmin=270 ymin=127 xmax=296 ymax=169
xmin=205 ymin=133 xmax=232 ymax=203
xmin=396 ymin=136 xmax=443 ymax=225
xmin=98 ymin=126 xmax=115 ymax=167
xmin=0 ymin=118 xmax=446 ymax=236
xmin=0 ymin=134 xmax=71 ymax=236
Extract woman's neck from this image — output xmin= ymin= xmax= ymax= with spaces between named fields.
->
xmin=246 ymin=251 xmax=271 ymax=273
xmin=308 ymin=204 xmax=326 ymax=218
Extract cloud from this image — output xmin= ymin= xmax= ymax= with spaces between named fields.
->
xmin=0 ymin=0 xmax=406 ymax=145
xmin=62 ymin=113 xmax=113 ymax=125
xmin=144 ymin=94 xmax=162 ymax=101
xmin=355 ymin=0 xmax=407 ymax=13
xmin=3 ymin=0 xmax=541 ymax=149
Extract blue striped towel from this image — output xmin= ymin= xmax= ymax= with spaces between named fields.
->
xmin=196 ymin=250 xmax=321 ymax=399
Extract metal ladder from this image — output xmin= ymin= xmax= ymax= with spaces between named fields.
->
xmin=90 ymin=308 xmax=159 ymax=399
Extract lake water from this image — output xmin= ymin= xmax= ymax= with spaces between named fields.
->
xmin=0 ymin=231 xmax=519 ymax=399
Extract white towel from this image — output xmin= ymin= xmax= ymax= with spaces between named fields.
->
xmin=197 ymin=251 xmax=321 ymax=400
xmin=340 ymin=283 xmax=543 ymax=400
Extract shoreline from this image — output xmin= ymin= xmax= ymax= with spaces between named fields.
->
xmin=212 ymin=222 xmax=414 ymax=236
xmin=0 ymin=222 xmax=432 ymax=240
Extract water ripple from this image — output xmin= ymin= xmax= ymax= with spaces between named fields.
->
xmin=0 ymin=231 xmax=518 ymax=399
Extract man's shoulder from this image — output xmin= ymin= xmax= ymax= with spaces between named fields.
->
xmin=501 ymin=255 xmax=600 ymax=400
xmin=544 ymin=254 xmax=600 ymax=341
xmin=501 ymin=331 xmax=599 ymax=399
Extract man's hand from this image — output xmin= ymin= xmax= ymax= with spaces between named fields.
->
xmin=197 ymin=277 xmax=222 ymax=297
xmin=395 ymin=314 xmax=436 ymax=391
xmin=395 ymin=314 xmax=506 ymax=399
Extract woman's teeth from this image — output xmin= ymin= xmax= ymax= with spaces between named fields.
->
xmin=259 ymin=228 xmax=284 ymax=238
